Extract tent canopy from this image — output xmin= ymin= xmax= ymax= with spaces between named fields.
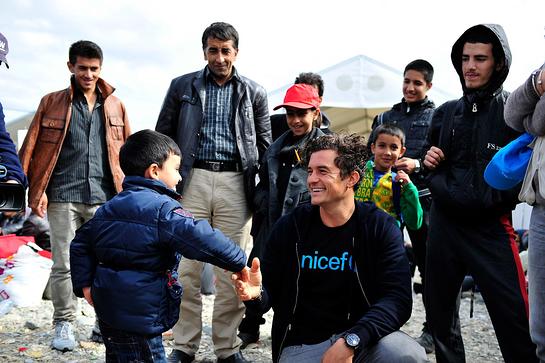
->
xmin=267 ymin=55 xmax=457 ymax=136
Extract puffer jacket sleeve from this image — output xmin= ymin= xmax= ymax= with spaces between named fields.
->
xmin=158 ymin=203 xmax=246 ymax=272
xmin=0 ymin=103 xmax=27 ymax=186
xmin=504 ymin=63 xmax=545 ymax=136
xmin=70 ymin=221 xmax=98 ymax=298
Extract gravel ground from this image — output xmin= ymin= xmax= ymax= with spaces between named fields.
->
xmin=0 ymin=288 xmax=503 ymax=363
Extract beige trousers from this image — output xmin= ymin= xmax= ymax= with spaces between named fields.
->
xmin=172 ymin=168 xmax=251 ymax=358
xmin=48 ymin=202 xmax=101 ymax=323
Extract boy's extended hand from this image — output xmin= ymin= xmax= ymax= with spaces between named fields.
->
xmin=82 ymin=286 xmax=93 ymax=306
xmin=231 ymin=257 xmax=262 ymax=301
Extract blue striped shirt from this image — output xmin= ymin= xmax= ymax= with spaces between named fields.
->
xmin=196 ymin=68 xmax=238 ymax=161
xmin=47 ymin=89 xmax=115 ymax=204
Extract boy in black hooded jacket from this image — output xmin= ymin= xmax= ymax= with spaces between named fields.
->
xmin=423 ymin=24 xmax=537 ymax=363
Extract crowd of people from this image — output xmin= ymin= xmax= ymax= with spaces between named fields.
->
xmin=0 ymin=20 xmax=544 ymax=363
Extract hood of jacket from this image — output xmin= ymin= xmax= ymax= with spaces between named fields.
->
xmin=122 ymin=176 xmax=182 ymax=201
xmin=451 ymin=24 xmax=511 ymax=99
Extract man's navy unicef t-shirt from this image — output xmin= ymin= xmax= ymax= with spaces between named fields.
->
xmin=285 ymin=207 xmax=362 ymax=347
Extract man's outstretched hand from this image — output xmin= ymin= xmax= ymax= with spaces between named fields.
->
xmin=232 ymin=257 xmax=262 ymax=301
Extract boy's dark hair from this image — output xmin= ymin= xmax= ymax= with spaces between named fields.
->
xmin=463 ymin=27 xmax=503 ymax=66
xmin=372 ymin=124 xmax=406 ymax=147
xmin=69 ymin=40 xmax=103 ymax=65
xmin=120 ymin=130 xmax=181 ymax=177
xmin=202 ymin=22 xmax=239 ymax=49
xmin=295 ymin=72 xmax=324 ymax=97
xmin=302 ymin=133 xmax=369 ymax=190
xmin=404 ymin=59 xmax=434 ymax=83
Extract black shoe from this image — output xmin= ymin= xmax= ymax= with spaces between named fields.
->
xmin=217 ymin=352 xmax=249 ymax=363
xmin=90 ymin=329 xmax=103 ymax=344
xmin=238 ymin=331 xmax=259 ymax=349
xmin=167 ymin=349 xmax=195 ymax=363
xmin=415 ymin=330 xmax=435 ymax=354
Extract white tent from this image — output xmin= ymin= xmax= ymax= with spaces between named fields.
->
xmin=267 ymin=55 xmax=457 ymax=136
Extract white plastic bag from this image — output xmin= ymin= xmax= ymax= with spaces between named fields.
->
xmin=0 ymin=244 xmax=52 ymax=307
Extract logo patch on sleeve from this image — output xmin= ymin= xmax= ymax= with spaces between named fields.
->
xmin=173 ymin=208 xmax=193 ymax=218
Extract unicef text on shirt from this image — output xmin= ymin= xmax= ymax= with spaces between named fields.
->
xmin=301 ymin=251 xmax=355 ymax=271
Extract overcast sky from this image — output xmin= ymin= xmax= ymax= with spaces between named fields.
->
xmin=1 ymin=0 xmax=545 ymax=132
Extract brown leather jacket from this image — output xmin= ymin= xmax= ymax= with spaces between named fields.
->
xmin=19 ymin=77 xmax=131 ymax=209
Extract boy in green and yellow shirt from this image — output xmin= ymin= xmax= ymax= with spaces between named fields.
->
xmin=355 ymin=124 xmax=423 ymax=230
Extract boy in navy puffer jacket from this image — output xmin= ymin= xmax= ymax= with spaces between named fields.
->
xmin=70 ymin=130 xmax=247 ymax=362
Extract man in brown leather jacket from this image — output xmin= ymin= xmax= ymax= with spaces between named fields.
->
xmin=18 ymin=40 xmax=130 ymax=352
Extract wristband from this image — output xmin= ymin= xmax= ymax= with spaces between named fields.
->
xmin=414 ymin=158 xmax=421 ymax=173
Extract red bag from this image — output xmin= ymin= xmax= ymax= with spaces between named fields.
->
xmin=0 ymin=235 xmax=35 ymax=258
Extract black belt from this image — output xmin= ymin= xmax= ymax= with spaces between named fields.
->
xmin=193 ymin=160 xmax=242 ymax=172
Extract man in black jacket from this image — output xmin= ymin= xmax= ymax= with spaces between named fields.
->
xmin=367 ymin=59 xmax=435 ymax=353
xmin=156 ymin=22 xmax=271 ymax=363
xmin=233 ymin=134 xmax=427 ymax=362
xmin=423 ymin=24 xmax=537 ymax=363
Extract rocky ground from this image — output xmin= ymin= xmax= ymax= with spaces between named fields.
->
xmin=0 ymin=288 xmax=504 ymax=363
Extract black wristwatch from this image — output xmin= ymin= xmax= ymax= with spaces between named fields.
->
xmin=343 ymin=332 xmax=361 ymax=350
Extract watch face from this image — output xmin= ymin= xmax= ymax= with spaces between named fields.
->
xmin=345 ymin=333 xmax=360 ymax=347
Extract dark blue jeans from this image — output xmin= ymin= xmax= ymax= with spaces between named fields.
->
xmin=99 ymin=319 xmax=166 ymax=363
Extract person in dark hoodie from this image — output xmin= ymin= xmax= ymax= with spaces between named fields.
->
xmin=233 ymin=133 xmax=427 ymax=362
xmin=423 ymin=24 xmax=537 ymax=363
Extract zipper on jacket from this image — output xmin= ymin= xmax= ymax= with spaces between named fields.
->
xmin=352 ymin=237 xmax=371 ymax=307
xmin=278 ymin=224 xmax=303 ymax=359
xmin=472 ymin=103 xmax=477 ymax=112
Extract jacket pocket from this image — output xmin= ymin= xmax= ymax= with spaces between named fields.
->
xmin=108 ymin=116 xmax=125 ymax=141
xmin=405 ymin=121 xmax=429 ymax=153
xmin=39 ymin=118 xmax=65 ymax=144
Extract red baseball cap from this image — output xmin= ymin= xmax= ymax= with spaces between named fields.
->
xmin=273 ymin=84 xmax=320 ymax=111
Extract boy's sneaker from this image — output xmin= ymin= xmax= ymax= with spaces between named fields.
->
xmin=90 ymin=319 xmax=103 ymax=343
xmin=51 ymin=321 xmax=77 ymax=352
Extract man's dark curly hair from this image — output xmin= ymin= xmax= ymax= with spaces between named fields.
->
xmin=302 ymin=133 xmax=370 ymax=190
